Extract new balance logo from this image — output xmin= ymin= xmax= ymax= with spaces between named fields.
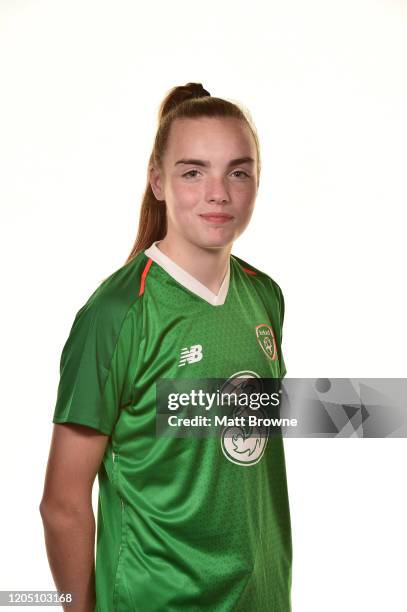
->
xmin=178 ymin=344 xmax=203 ymax=367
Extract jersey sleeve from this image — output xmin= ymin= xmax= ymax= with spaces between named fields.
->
xmin=52 ymin=291 xmax=137 ymax=435
xmin=277 ymin=285 xmax=287 ymax=379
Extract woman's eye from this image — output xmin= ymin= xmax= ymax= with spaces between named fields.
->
xmin=182 ymin=169 xmax=250 ymax=179
xmin=232 ymin=170 xmax=250 ymax=178
xmin=183 ymin=170 xmax=200 ymax=178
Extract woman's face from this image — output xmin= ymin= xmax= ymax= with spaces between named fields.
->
xmin=150 ymin=116 xmax=259 ymax=250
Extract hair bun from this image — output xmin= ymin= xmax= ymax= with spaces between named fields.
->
xmin=183 ymin=82 xmax=211 ymax=99
xmin=159 ymin=82 xmax=211 ymax=118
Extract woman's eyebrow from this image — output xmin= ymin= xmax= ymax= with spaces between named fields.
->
xmin=174 ymin=157 xmax=255 ymax=167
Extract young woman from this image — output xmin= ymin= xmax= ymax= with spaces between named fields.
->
xmin=40 ymin=82 xmax=292 ymax=612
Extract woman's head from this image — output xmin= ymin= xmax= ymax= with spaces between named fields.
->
xmin=125 ymin=83 xmax=261 ymax=263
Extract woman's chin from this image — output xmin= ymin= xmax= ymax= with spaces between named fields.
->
xmin=193 ymin=226 xmax=237 ymax=248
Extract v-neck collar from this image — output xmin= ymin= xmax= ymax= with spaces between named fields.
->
xmin=144 ymin=241 xmax=230 ymax=306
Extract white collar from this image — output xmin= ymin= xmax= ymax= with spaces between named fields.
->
xmin=144 ymin=241 xmax=230 ymax=306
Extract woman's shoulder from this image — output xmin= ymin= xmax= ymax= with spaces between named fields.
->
xmin=71 ymin=252 xmax=148 ymax=331
xmin=231 ymin=253 xmax=284 ymax=296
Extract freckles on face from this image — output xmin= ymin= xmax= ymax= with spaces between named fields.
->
xmin=161 ymin=117 xmax=258 ymax=244
xmin=172 ymin=176 xmax=203 ymax=210
xmin=162 ymin=177 xmax=202 ymax=233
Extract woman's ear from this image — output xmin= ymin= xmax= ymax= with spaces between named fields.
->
xmin=149 ymin=165 xmax=165 ymax=202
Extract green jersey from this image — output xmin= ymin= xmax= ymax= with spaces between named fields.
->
xmin=52 ymin=241 xmax=292 ymax=611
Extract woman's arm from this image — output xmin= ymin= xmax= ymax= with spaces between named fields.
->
xmin=39 ymin=423 xmax=109 ymax=612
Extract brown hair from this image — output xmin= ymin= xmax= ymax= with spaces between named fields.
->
xmin=124 ymin=82 xmax=261 ymax=265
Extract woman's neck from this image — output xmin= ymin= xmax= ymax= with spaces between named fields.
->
xmin=156 ymin=235 xmax=231 ymax=295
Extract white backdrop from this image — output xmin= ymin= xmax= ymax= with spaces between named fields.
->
xmin=1 ymin=1 xmax=406 ymax=610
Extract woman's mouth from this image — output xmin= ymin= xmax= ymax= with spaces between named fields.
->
xmin=199 ymin=213 xmax=234 ymax=224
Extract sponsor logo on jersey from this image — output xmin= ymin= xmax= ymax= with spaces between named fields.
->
xmin=255 ymin=324 xmax=277 ymax=360
xmin=220 ymin=371 xmax=269 ymax=466
xmin=178 ymin=344 xmax=203 ymax=367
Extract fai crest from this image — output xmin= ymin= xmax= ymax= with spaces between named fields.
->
xmin=255 ymin=324 xmax=277 ymax=360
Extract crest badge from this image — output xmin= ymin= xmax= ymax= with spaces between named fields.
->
xmin=255 ymin=324 xmax=278 ymax=360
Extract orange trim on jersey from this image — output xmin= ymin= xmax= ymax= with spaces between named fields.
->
xmin=139 ymin=257 xmax=153 ymax=296
xmin=241 ymin=266 xmax=257 ymax=276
